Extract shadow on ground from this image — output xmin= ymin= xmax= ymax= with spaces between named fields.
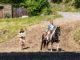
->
xmin=0 ymin=52 xmax=80 ymax=60
xmin=23 ymin=47 xmax=30 ymax=50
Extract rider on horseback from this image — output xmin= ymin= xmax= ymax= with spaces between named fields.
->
xmin=46 ymin=20 xmax=56 ymax=40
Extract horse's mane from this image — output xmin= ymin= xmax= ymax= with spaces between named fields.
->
xmin=55 ymin=27 xmax=60 ymax=34
xmin=52 ymin=26 xmax=60 ymax=39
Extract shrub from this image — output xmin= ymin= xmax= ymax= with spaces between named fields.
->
xmin=52 ymin=0 xmax=62 ymax=4
xmin=74 ymin=0 xmax=80 ymax=8
xmin=44 ymin=8 xmax=52 ymax=15
xmin=25 ymin=0 xmax=49 ymax=16
xmin=65 ymin=0 xmax=71 ymax=3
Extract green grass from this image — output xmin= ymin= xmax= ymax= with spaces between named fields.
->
xmin=73 ymin=27 xmax=80 ymax=45
xmin=54 ymin=3 xmax=80 ymax=12
xmin=0 ymin=13 xmax=62 ymax=43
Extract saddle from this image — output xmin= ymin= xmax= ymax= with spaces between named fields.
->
xmin=43 ymin=28 xmax=56 ymax=41
xmin=43 ymin=33 xmax=47 ymax=40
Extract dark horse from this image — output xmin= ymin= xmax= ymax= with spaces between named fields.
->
xmin=40 ymin=27 xmax=60 ymax=51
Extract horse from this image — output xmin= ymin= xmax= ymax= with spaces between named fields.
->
xmin=40 ymin=26 xmax=61 ymax=51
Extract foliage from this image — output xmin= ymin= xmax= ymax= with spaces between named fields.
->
xmin=0 ymin=0 xmax=10 ymax=3
xmin=54 ymin=2 xmax=80 ymax=12
xmin=52 ymin=0 xmax=62 ymax=4
xmin=44 ymin=8 xmax=52 ymax=15
xmin=74 ymin=28 xmax=80 ymax=45
xmin=25 ymin=0 xmax=49 ymax=16
xmin=11 ymin=0 xmax=25 ymax=7
xmin=0 ymin=0 xmax=50 ymax=16
xmin=0 ymin=0 xmax=25 ymax=7
xmin=74 ymin=0 xmax=80 ymax=8
xmin=65 ymin=0 xmax=71 ymax=3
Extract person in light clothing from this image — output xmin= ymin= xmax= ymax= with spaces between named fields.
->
xmin=19 ymin=28 xmax=26 ymax=50
xmin=46 ymin=20 xmax=56 ymax=40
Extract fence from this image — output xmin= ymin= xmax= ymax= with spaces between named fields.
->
xmin=12 ymin=7 xmax=29 ymax=18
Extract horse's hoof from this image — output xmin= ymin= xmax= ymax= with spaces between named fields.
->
xmin=57 ymin=48 xmax=60 ymax=52
xmin=51 ymin=49 xmax=53 ymax=52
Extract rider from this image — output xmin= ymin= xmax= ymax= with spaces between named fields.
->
xmin=46 ymin=20 xmax=56 ymax=40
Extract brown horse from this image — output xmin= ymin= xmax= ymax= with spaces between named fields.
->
xmin=40 ymin=27 xmax=61 ymax=51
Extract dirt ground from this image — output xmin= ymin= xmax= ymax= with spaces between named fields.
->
xmin=0 ymin=12 xmax=80 ymax=52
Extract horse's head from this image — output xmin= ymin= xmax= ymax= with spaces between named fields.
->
xmin=55 ymin=26 xmax=61 ymax=36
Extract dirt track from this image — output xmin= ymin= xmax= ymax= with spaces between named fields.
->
xmin=0 ymin=12 xmax=80 ymax=52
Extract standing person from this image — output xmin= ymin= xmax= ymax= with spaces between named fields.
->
xmin=46 ymin=20 xmax=56 ymax=40
xmin=19 ymin=28 xmax=26 ymax=50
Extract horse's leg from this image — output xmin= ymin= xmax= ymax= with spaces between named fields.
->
xmin=45 ymin=40 xmax=48 ymax=50
xmin=51 ymin=41 xmax=53 ymax=52
xmin=57 ymin=40 xmax=60 ymax=51
xmin=44 ymin=40 xmax=49 ymax=51
xmin=46 ymin=41 xmax=49 ymax=50
xmin=40 ymin=41 xmax=43 ymax=50
xmin=44 ymin=40 xmax=46 ymax=48
xmin=41 ymin=35 xmax=44 ymax=51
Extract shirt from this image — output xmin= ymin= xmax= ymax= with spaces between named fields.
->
xmin=46 ymin=24 xmax=56 ymax=32
xmin=19 ymin=32 xmax=25 ymax=37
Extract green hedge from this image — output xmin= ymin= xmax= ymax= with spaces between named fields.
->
xmin=25 ymin=0 xmax=50 ymax=16
xmin=52 ymin=0 xmax=62 ymax=4
xmin=74 ymin=0 xmax=80 ymax=8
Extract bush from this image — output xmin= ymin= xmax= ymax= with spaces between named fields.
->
xmin=52 ymin=0 xmax=62 ymax=4
xmin=25 ymin=0 xmax=49 ymax=16
xmin=44 ymin=8 xmax=52 ymax=15
xmin=65 ymin=0 xmax=71 ymax=3
xmin=0 ymin=0 xmax=10 ymax=3
xmin=0 ymin=0 xmax=25 ymax=7
xmin=74 ymin=0 xmax=80 ymax=8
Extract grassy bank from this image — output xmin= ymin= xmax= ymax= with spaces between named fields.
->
xmin=0 ymin=13 xmax=61 ymax=43
xmin=73 ymin=27 xmax=80 ymax=45
xmin=54 ymin=3 xmax=80 ymax=12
